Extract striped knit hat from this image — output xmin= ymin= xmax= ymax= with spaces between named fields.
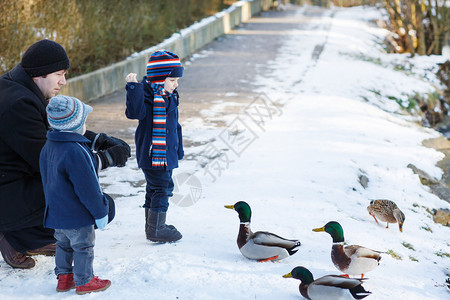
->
xmin=46 ymin=95 xmax=93 ymax=135
xmin=146 ymin=50 xmax=183 ymax=84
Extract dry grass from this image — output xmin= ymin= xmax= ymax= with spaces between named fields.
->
xmin=1 ymin=0 xmax=232 ymax=77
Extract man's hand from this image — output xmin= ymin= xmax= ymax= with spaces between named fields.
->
xmin=94 ymin=133 xmax=130 ymax=154
xmin=98 ymin=145 xmax=130 ymax=169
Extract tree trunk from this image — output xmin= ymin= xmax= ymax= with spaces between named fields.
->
xmin=403 ymin=0 xmax=415 ymax=56
xmin=414 ymin=0 xmax=426 ymax=55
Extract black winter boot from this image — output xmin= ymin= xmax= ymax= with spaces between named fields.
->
xmin=145 ymin=208 xmax=175 ymax=233
xmin=145 ymin=208 xmax=150 ymax=234
xmin=146 ymin=210 xmax=182 ymax=243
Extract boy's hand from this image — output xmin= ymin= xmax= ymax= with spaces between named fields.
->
xmin=126 ymin=73 xmax=138 ymax=83
xmin=95 ymin=215 xmax=108 ymax=229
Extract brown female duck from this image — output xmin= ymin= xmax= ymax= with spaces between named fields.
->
xmin=367 ymin=199 xmax=405 ymax=232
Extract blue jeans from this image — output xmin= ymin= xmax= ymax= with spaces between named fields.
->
xmin=143 ymin=169 xmax=174 ymax=212
xmin=54 ymin=226 xmax=95 ymax=286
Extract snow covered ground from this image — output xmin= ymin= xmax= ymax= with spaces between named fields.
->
xmin=1 ymin=4 xmax=449 ymax=300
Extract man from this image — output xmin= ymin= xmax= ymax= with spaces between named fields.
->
xmin=0 ymin=39 xmax=130 ymax=269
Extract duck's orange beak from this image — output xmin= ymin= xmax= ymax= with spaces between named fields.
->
xmin=282 ymin=272 xmax=293 ymax=278
xmin=224 ymin=205 xmax=234 ymax=209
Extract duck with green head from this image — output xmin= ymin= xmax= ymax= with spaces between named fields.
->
xmin=313 ymin=221 xmax=381 ymax=278
xmin=283 ymin=266 xmax=371 ymax=300
xmin=224 ymin=201 xmax=301 ymax=262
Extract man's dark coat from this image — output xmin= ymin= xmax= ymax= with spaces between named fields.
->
xmin=0 ymin=64 xmax=49 ymax=231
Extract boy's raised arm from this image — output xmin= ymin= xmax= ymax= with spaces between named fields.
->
xmin=125 ymin=73 xmax=146 ymax=120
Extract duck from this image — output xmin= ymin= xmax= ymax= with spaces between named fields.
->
xmin=283 ymin=266 xmax=371 ymax=300
xmin=224 ymin=201 xmax=301 ymax=262
xmin=313 ymin=221 xmax=381 ymax=278
xmin=367 ymin=199 xmax=405 ymax=232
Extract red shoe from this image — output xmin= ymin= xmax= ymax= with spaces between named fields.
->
xmin=76 ymin=276 xmax=111 ymax=295
xmin=56 ymin=273 xmax=75 ymax=292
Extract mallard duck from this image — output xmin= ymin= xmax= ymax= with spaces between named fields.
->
xmin=283 ymin=266 xmax=371 ymax=300
xmin=367 ymin=199 xmax=405 ymax=232
xmin=224 ymin=201 xmax=301 ymax=262
xmin=313 ymin=221 xmax=381 ymax=278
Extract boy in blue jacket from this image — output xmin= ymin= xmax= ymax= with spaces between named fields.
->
xmin=125 ymin=50 xmax=184 ymax=243
xmin=40 ymin=95 xmax=112 ymax=295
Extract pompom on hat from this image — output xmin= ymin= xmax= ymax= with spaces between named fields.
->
xmin=21 ymin=39 xmax=70 ymax=77
xmin=46 ymin=95 xmax=92 ymax=135
xmin=146 ymin=50 xmax=183 ymax=84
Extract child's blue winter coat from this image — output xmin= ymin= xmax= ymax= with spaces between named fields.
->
xmin=125 ymin=79 xmax=184 ymax=170
xmin=39 ymin=131 xmax=108 ymax=229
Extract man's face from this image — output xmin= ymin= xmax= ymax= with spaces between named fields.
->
xmin=32 ymin=70 xmax=67 ymax=100
xmin=164 ymin=77 xmax=179 ymax=94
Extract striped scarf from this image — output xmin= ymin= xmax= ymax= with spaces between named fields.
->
xmin=151 ymin=83 xmax=168 ymax=168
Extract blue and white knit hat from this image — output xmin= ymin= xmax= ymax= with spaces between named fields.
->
xmin=46 ymin=95 xmax=93 ymax=134
xmin=146 ymin=50 xmax=183 ymax=84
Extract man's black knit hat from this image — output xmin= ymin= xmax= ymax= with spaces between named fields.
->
xmin=21 ymin=39 xmax=70 ymax=77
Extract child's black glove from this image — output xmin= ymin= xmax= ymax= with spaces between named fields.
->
xmin=98 ymin=145 xmax=130 ymax=169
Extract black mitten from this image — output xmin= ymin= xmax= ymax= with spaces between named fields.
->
xmin=94 ymin=133 xmax=130 ymax=154
xmin=84 ymin=130 xmax=98 ymax=148
xmin=98 ymin=145 xmax=130 ymax=168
